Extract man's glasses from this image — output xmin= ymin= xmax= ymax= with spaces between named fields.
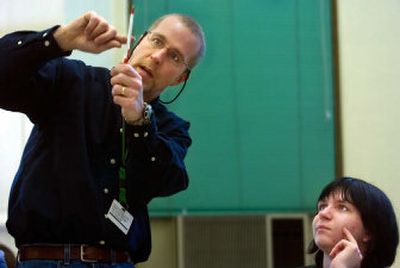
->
xmin=145 ymin=31 xmax=191 ymax=71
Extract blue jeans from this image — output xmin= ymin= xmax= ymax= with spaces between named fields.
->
xmin=0 ymin=250 xmax=7 ymax=268
xmin=17 ymin=260 xmax=135 ymax=268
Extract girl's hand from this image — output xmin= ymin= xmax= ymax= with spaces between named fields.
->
xmin=329 ymin=228 xmax=363 ymax=268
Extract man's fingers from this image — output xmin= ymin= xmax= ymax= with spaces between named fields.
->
xmin=110 ymin=64 xmax=139 ymax=80
xmin=112 ymin=85 xmax=130 ymax=97
xmin=91 ymin=24 xmax=109 ymax=41
xmin=83 ymin=12 xmax=125 ymax=49
xmin=84 ymin=12 xmax=110 ymax=41
xmin=116 ymin=34 xmax=128 ymax=45
xmin=100 ymin=39 xmax=123 ymax=50
xmin=84 ymin=12 xmax=100 ymax=39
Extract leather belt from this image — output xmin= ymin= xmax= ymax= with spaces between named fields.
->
xmin=18 ymin=245 xmax=130 ymax=263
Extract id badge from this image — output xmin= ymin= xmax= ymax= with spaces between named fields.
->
xmin=105 ymin=199 xmax=134 ymax=235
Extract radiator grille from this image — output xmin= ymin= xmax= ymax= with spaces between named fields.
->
xmin=181 ymin=216 xmax=267 ymax=268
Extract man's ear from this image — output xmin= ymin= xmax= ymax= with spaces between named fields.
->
xmin=171 ymin=70 xmax=190 ymax=86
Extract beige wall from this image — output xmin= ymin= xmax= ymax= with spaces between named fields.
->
xmin=337 ymin=0 xmax=400 ymax=266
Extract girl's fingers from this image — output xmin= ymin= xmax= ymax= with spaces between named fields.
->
xmin=329 ymin=239 xmax=347 ymax=258
xmin=343 ymin=227 xmax=357 ymax=244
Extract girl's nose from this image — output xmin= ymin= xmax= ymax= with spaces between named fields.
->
xmin=318 ymin=206 xmax=332 ymax=220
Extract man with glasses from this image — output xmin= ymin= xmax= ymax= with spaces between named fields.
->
xmin=0 ymin=11 xmax=205 ymax=268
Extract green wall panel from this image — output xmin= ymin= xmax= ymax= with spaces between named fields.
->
xmin=132 ymin=0 xmax=335 ymax=214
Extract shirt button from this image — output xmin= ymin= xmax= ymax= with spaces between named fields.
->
xmin=144 ymin=132 xmax=149 ymax=137
xmin=99 ymin=240 xmax=106 ymax=245
xmin=134 ymin=133 xmax=139 ymax=138
xmin=44 ymin=40 xmax=50 ymax=47
xmin=17 ymin=40 xmax=22 ymax=45
xmin=103 ymin=188 xmax=109 ymax=194
xmin=150 ymin=156 xmax=156 ymax=162
xmin=110 ymin=158 xmax=116 ymax=165
xmin=119 ymin=128 xmax=123 ymax=133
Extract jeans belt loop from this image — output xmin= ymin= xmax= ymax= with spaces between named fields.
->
xmin=63 ymin=244 xmax=71 ymax=265
xmin=111 ymin=249 xmax=117 ymax=265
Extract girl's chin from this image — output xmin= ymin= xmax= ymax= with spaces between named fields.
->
xmin=315 ymin=238 xmax=337 ymax=253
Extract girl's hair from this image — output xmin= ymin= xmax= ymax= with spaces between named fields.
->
xmin=308 ymin=177 xmax=399 ymax=268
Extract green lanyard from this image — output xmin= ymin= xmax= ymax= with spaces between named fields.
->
xmin=119 ymin=120 xmax=128 ymax=206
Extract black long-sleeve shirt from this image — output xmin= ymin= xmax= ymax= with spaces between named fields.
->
xmin=0 ymin=26 xmax=191 ymax=263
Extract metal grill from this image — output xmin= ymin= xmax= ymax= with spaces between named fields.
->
xmin=180 ymin=216 xmax=267 ymax=268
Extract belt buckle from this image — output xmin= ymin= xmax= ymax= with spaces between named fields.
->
xmin=80 ymin=245 xmax=97 ymax=263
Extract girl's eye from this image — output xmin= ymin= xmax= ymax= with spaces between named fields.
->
xmin=339 ymin=205 xmax=349 ymax=212
xmin=317 ymin=204 xmax=327 ymax=211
